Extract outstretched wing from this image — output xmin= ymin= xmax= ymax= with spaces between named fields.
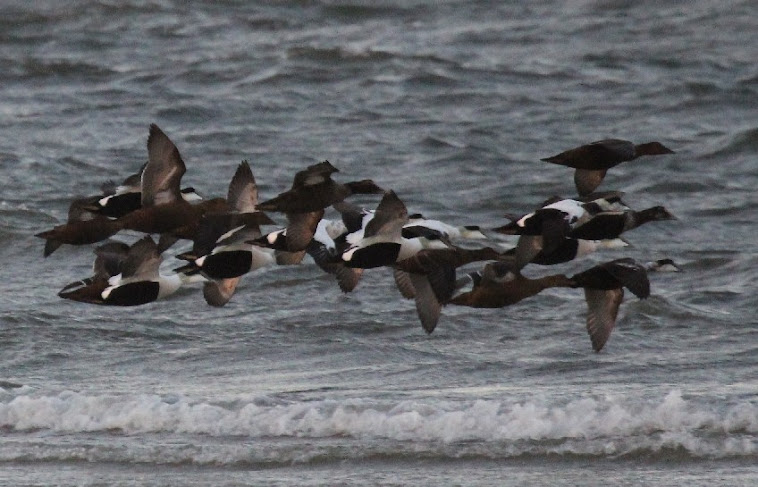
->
xmin=142 ymin=124 xmax=186 ymax=207
xmin=584 ymin=287 xmax=623 ymax=352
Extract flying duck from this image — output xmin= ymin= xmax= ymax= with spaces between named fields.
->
xmin=257 ymin=160 xmax=384 ymax=214
xmin=256 ymin=161 xmax=383 ymax=252
xmin=448 ymin=258 xmax=651 ymax=351
xmin=36 ymin=124 xmax=228 ymax=253
xmin=60 ymin=236 xmax=188 ymax=306
xmin=493 ymin=194 xmax=626 ymax=268
xmin=341 ymin=190 xmax=416 ymax=269
xmin=86 ymin=162 xmax=201 ymax=218
xmin=569 ymin=258 xmax=651 ymax=351
xmin=99 ymin=236 xmax=190 ymax=306
xmin=58 ymin=240 xmax=131 ymax=303
xmin=94 ymin=174 xmax=203 ymax=219
xmin=37 ymin=196 xmax=122 ymax=257
xmin=541 ymin=139 xmax=675 ymax=196
xmin=115 ymin=124 xmax=230 ymax=243
xmin=494 ymin=195 xmax=675 ymax=267
xmin=173 ymin=161 xmax=276 ymax=306
xmin=393 ymin=246 xmax=509 ymax=333
xmin=449 ymin=261 xmax=575 ymax=309
xmin=495 ymin=193 xmax=629 ymax=237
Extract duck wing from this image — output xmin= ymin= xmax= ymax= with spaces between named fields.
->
xmin=393 ymin=269 xmax=416 ymax=299
xmin=409 ymin=273 xmax=443 ymax=334
xmin=584 ymin=287 xmax=623 ymax=352
xmin=92 ymin=241 xmax=131 ymax=279
xmin=203 ymin=278 xmax=241 ymax=307
xmin=363 ymin=191 xmax=408 ymax=239
xmin=120 ymin=236 xmax=162 ymax=279
xmin=285 ymin=210 xmax=325 ymax=252
xmin=227 ymin=160 xmax=259 ymax=212
xmin=142 ymin=124 xmax=186 ymax=207
xmin=333 ymin=266 xmax=363 ymax=293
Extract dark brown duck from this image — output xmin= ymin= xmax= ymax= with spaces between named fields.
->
xmin=542 ymin=139 xmax=675 ymax=196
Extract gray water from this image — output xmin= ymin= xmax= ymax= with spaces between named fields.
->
xmin=1 ymin=1 xmax=757 ymax=485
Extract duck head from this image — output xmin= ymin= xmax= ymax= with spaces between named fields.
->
xmin=345 ymin=179 xmax=385 ymax=195
xmin=635 ymin=142 xmax=675 ymax=156
xmin=641 ymin=206 xmax=677 ymax=222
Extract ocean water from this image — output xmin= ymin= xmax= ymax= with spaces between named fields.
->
xmin=1 ymin=0 xmax=757 ymax=485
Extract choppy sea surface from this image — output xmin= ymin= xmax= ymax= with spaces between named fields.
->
xmin=1 ymin=1 xmax=757 ymax=485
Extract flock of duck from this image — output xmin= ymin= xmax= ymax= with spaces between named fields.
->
xmin=37 ymin=124 xmax=680 ymax=352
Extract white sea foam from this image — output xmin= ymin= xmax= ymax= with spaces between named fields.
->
xmin=1 ymin=390 xmax=756 ymax=462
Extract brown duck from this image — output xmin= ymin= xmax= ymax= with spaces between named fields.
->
xmin=542 ymin=139 xmax=674 ymax=196
xmin=36 ymin=124 xmax=229 ymax=254
xmin=257 ymin=160 xmax=384 ymax=214
xmin=255 ymin=161 xmax=384 ymax=252
xmin=393 ymin=246 xmax=510 ymax=333
xmin=449 ymin=258 xmax=651 ymax=352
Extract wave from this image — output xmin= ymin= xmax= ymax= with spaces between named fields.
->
xmin=1 ymin=389 xmax=756 ymax=465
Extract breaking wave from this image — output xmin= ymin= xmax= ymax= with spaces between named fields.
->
xmin=1 ymin=389 xmax=756 ymax=465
